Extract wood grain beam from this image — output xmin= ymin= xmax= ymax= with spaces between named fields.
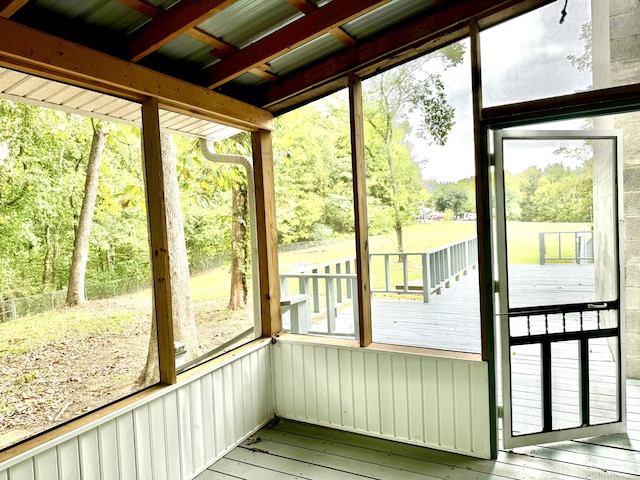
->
xmin=0 ymin=17 xmax=273 ymax=131
xmin=129 ymin=0 xmax=238 ymax=62
xmin=205 ymin=0 xmax=391 ymax=88
xmin=348 ymin=73 xmax=372 ymax=347
xmin=252 ymin=129 xmax=281 ymax=337
xmin=188 ymin=28 xmax=236 ymax=57
xmin=0 ymin=0 xmax=27 ymax=18
xmin=329 ymin=27 xmax=357 ymax=47
xmin=141 ymin=98 xmax=176 ymax=385
xmin=287 ymin=0 xmax=314 ymax=14
xmin=287 ymin=0 xmax=357 ymax=46
xmin=115 ymin=0 xmax=238 ymax=56
xmin=260 ymin=0 xmax=550 ymax=112
xmin=117 ymin=0 xmax=276 ymax=80
xmin=114 ymin=0 xmax=160 ymax=18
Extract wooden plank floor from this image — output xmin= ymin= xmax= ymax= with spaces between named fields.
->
xmin=197 ymin=380 xmax=640 ymax=479
xmin=309 ymin=264 xmax=595 ymax=354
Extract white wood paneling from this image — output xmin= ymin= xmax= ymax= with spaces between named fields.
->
xmin=0 ymin=340 xmax=273 ymax=480
xmin=272 ymin=339 xmax=491 ymax=458
xmin=97 ymin=420 xmax=120 ymax=480
xmin=163 ymin=391 xmax=181 ymax=480
xmin=116 ymin=412 xmax=137 ymax=480
xmin=8 ymin=460 xmax=33 ymax=480
xmin=33 ymin=449 xmax=57 ymax=480
xmin=133 ymin=404 xmax=153 ymax=479
xmin=78 ymin=430 xmax=100 ymax=480
xmin=148 ymin=398 xmax=170 ymax=480
xmin=57 ymin=439 xmax=80 ymax=480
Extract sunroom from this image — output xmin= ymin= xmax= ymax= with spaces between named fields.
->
xmin=0 ymin=0 xmax=639 ymax=478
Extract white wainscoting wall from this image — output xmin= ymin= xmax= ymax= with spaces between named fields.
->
xmin=0 ymin=339 xmax=273 ymax=480
xmin=272 ymin=338 xmax=491 ymax=458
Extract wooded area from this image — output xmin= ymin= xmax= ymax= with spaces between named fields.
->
xmin=0 ymin=84 xmax=593 ymax=307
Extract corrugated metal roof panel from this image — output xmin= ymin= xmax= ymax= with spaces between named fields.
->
xmin=3 ymin=75 xmax=49 ymax=97
xmin=159 ymin=109 xmax=240 ymax=140
xmin=198 ymin=0 xmax=303 ymax=50
xmin=31 ymin=0 xmax=148 ymax=35
xmin=343 ymin=0 xmax=434 ymax=40
xmin=153 ymin=34 xmax=217 ymax=69
xmin=230 ymin=72 xmax=270 ymax=88
xmin=0 ymin=67 xmax=236 ymax=140
xmin=269 ymin=33 xmax=345 ymax=76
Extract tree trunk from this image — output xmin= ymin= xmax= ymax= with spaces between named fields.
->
xmin=138 ymin=131 xmax=199 ymax=385
xmin=228 ymin=179 xmax=248 ymax=310
xmin=385 ymin=145 xmax=404 ymax=261
xmin=42 ymin=223 xmax=50 ymax=288
xmin=66 ymin=124 xmax=106 ymax=305
xmin=395 ymin=222 xmax=404 ymax=258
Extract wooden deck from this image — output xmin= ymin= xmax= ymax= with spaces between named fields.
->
xmin=196 ymin=379 xmax=640 ymax=479
xmin=193 ymin=263 xmax=634 ymax=479
xmin=309 ymin=264 xmax=595 ymax=354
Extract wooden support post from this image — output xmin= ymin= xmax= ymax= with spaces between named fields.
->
xmin=349 ymin=73 xmax=372 ymax=347
xmin=141 ymin=98 xmax=176 ymax=385
xmin=252 ymin=129 xmax=281 ymax=337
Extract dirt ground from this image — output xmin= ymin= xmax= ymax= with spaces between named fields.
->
xmin=0 ymin=295 xmax=252 ymax=450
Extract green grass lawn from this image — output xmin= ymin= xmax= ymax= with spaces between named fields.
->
xmin=276 ymin=221 xmax=590 ymax=295
xmin=0 ymin=221 xmax=590 ymax=348
xmin=504 ymin=221 xmax=591 ymax=264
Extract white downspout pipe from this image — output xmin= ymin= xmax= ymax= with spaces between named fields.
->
xmin=199 ymin=138 xmax=262 ymax=336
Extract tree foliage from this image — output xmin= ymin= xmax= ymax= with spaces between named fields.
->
xmin=362 ymin=51 xmax=458 ymax=253
xmin=0 ymin=101 xmax=150 ymax=299
xmin=504 ymin=159 xmax=593 ymax=223
xmin=431 ymin=184 xmax=469 ymax=217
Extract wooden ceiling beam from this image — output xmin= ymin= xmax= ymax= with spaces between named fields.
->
xmin=114 ymin=0 xmax=160 ymax=18
xmin=205 ymin=0 xmax=391 ymax=89
xmin=187 ymin=28 xmax=236 ymax=58
xmin=118 ymin=0 xmax=276 ymax=79
xmin=0 ymin=17 xmax=273 ymax=131
xmin=286 ymin=0 xmax=314 ymax=15
xmin=329 ymin=27 xmax=357 ymax=47
xmin=260 ymin=0 xmax=550 ymax=112
xmin=116 ymin=0 xmax=238 ymax=57
xmin=129 ymin=0 xmax=238 ymax=62
xmin=0 ymin=0 xmax=27 ymax=18
xmin=287 ymin=0 xmax=358 ymax=47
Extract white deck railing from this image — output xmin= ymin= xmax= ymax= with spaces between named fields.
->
xmin=280 ymin=237 xmax=478 ymax=335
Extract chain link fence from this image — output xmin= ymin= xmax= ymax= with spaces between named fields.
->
xmin=0 ymin=277 xmax=152 ymax=323
xmin=277 ymin=238 xmax=346 ymax=253
xmin=0 ymin=240 xmax=343 ymax=323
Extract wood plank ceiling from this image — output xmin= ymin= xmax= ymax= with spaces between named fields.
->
xmin=0 ymin=0 xmax=547 ymax=120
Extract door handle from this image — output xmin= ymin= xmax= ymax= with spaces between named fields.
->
xmin=587 ymin=302 xmax=608 ymax=309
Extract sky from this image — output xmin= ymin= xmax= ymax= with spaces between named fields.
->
xmin=410 ymin=0 xmax=592 ymax=182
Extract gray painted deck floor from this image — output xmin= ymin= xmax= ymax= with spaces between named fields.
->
xmin=197 ymin=380 xmax=640 ymax=479
xmin=196 ymin=263 xmax=630 ymax=479
xmin=309 ymin=263 xmax=595 ymax=354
